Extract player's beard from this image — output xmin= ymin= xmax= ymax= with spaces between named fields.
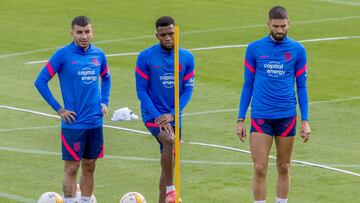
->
xmin=160 ymin=42 xmax=174 ymax=51
xmin=270 ymin=31 xmax=287 ymax=41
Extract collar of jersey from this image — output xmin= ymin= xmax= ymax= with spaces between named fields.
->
xmin=157 ymin=43 xmax=174 ymax=54
xmin=266 ymin=35 xmax=289 ymax=44
xmin=70 ymin=42 xmax=93 ymax=54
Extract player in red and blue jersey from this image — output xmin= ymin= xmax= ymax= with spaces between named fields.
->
xmin=34 ymin=16 xmax=111 ymax=203
xmin=135 ymin=16 xmax=194 ymax=203
xmin=236 ymin=6 xmax=311 ymax=203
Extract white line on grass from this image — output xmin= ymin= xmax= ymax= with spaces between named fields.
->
xmin=0 ymin=125 xmax=58 ymax=133
xmin=187 ymin=36 xmax=360 ymax=51
xmin=1 ymin=105 xmax=360 ymax=176
xmin=184 ymin=16 xmax=360 ymax=34
xmin=2 ymin=95 xmax=360 ymax=121
xmin=0 ymin=192 xmax=36 ymax=203
xmin=23 ymin=59 xmax=48 ymax=65
xmin=188 ymin=142 xmax=360 ymax=176
xmin=0 ymin=48 xmax=59 ymax=60
xmin=309 ymin=96 xmax=360 ymax=104
xmin=0 ymin=105 xmax=60 ymax=119
xmin=183 ymin=96 xmax=360 ymax=116
xmin=184 ymin=109 xmax=238 ymax=116
xmin=1 ymin=146 xmax=360 ymax=168
xmin=299 ymin=36 xmax=360 ymax=43
xmin=0 ymin=15 xmax=356 ymax=61
xmin=103 ymin=124 xmax=151 ymax=135
xmin=0 ymin=146 xmax=252 ymax=166
xmin=0 ymin=105 xmax=150 ymax=136
xmin=3 ymin=95 xmax=360 ymax=133
xmin=106 ymin=52 xmax=140 ymax=57
xmin=319 ymin=0 xmax=360 ymax=6
xmin=23 ymin=35 xmax=360 ymax=65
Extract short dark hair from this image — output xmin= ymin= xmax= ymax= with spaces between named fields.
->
xmin=268 ymin=6 xmax=288 ymax=20
xmin=155 ymin=16 xmax=175 ymax=29
xmin=71 ymin=16 xmax=91 ymax=28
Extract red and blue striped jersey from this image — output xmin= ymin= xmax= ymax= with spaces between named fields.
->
xmin=135 ymin=44 xmax=195 ymax=126
xmin=35 ymin=42 xmax=111 ymax=129
xmin=238 ymin=35 xmax=309 ymax=120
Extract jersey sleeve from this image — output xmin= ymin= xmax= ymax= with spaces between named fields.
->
xmin=99 ymin=52 xmax=111 ymax=106
xmin=171 ymin=52 xmax=195 ymax=116
xmin=135 ymin=52 xmax=162 ymax=119
xmin=34 ymin=49 xmax=64 ymax=112
xmin=295 ymin=45 xmax=309 ymax=121
xmin=238 ymin=46 xmax=256 ymax=119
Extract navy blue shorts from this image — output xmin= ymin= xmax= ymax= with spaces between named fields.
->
xmin=250 ymin=116 xmax=297 ymax=137
xmin=60 ymin=127 xmax=104 ymax=161
xmin=145 ymin=119 xmax=182 ymax=152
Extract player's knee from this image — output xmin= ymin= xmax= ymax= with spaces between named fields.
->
xmin=65 ymin=162 xmax=80 ymax=176
xmin=82 ymin=160 xmax=96 ymax=173
xmin=277 ymin=163 xmax=291 ymax=175
xmin=159 ymin=133 xmax=174 ymax=149
xmin=254 ymin=163 xmax=267 ymax=177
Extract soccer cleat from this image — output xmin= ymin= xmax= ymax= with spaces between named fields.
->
xmin=165 ymin=190 xmax=175 ymax=203
xmin=165 ymin=191 xmax=181 ymax=203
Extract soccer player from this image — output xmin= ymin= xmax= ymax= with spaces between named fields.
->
xmin=236 ymin=6 xmax=311 ymax=203
xmin=135 ymin=16 xmax=195 ymax=203
xmin=34 ymin=16 xmax=111 ymax=203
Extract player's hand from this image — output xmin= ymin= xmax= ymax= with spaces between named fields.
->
xmin=236 ymin=121 xmax=246 ymax=143
xmin=159 ymin=123 xmax=174 ymax=134
xmin=300 ymin=120 xmax=311 ymax=143
xmin=101 ymin=103 xmax=108 ymax=116
xmin=155 ymin=114 xmax=174 ymax=126
xmin=57 ymin=108 xmax=76 ymax=124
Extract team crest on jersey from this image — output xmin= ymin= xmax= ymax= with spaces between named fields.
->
xmin=73 ymin=142 xmax=81 ymax=152
xmin=257 ymin=119 xmax=265 ymax=125
xmin=92 ymin=58 xmax=99 ymax=66
xmin=284 ymin=52 xmax=292 ymax=61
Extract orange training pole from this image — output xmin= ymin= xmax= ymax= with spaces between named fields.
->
xmin=174 ymin=25 xmax=181 ymax=203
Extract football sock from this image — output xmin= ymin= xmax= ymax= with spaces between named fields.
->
xmin=276 ymin=197 xmax=288 ymax=203
xmin=63 ymin=197 xmax=75 ymax=203
xmin=81 ymin=196 xmax=92 ymax=202
xmin=166 ymin=185 xmax=175 ymax=194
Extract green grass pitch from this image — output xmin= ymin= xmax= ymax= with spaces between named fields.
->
xmin=0 ymin=0 xmax=359 ymax=202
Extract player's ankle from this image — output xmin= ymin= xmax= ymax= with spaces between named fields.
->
xmin=166 ymin=185 xmax=175 ymax=194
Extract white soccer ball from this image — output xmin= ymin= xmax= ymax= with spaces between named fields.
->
xmin=37 ymin=192 xmax=63 ymax=203
xmin=120 ymin=192 xmax=147 ymax=203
